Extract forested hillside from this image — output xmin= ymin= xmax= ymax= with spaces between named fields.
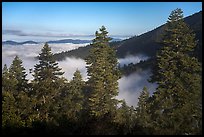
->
xmin=53 ymin=11 xmax=202 ymax=62
xmin=116 ymin=11 xmax=202 ymax=59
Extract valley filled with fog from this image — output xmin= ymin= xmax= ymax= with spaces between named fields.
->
xmin=2 ymin=43 xmax=156 ymax=107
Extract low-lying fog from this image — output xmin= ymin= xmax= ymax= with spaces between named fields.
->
xmin=118 ymin=55 xmax=149 ymax=67
xmin=2 ymin=43 xmax=156 ymax=106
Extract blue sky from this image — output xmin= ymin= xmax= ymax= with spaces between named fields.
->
xmin=2 ymin=2 xmax=202 ymax=42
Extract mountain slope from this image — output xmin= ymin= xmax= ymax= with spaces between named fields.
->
xmin=53 ymin=11 xmax=202 ymax=61
xmin=116 ymin=11 xmax=202 ymax=59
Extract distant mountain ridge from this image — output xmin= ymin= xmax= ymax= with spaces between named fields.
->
xmin=3 ymin=37 xmax=122 ymax=45
xmin=2 ymin=40 xmax=38 ymax=45
xmin=47 ymin=39 xmax=91 ymax=44
xmin=2 ymin=39 xmax=90 ymax=45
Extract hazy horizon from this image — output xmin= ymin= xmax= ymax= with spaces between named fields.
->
xmin=2 ymin=35 xmax=130 ymax=43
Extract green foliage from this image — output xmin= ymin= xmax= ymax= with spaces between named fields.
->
xmin=136 ymin=87 xmax=150 ymax=126
xmin=149 ymin=8 xmax=202 ymax=135
xmin=33 ymin=43 xmax=64 ymax=82
xmin=2 ymin=64 xmax=18 ymax=92
xmin=85 ymin=26 xmax=121 ymax=118
xmin=2 ymin=57 xmax=33 ymax=130
xmin=2 ymin=91 xmax=25 ymax=128
xmin=114 ymin=100 xmax=136 ymax=135
xmin=8 ymin=56 xmax=28 ymax=93
xmin=2 ymin=56 xmax=28 ymax=93
xmin=58 ymin=70 xmax=85 ymax=121
xmin=31 ymin=43 xmax=65 ymax=122
xmin=135 ymin=87 xmax=152 ymax=134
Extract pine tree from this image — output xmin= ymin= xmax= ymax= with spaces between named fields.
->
xmin=149 ymin=8 xmax=202 ymax=135
xmin=32 ymin=43 xmax=65 ymax=122
xmin=135 ymin=86 xmax=152 ymax=134
xmin=2 ymin=64 xmax=18 ymax=92
xmin=85 ymin=26 xmax=121 ymax=118
xmin=2 ymin=64 xmax=9 ymax=79
xmin=69 ymin=69 xmax=85 ymax=118
xmin=2 ymin=56 xmax=28 ymax=94
xmin=2 ymin=59 xmax=32 ymax=131
xmin=33 ymin=43 xmax=64 ymax=82
xmin=2 ymin=90 xmax=24 ymax=129
xmin=9 ymin=56 xmax=28 ymax=92
xmin=59 ymin=70 xmax=85 ymax=121
xmin=114 ymin=100 xmax=136 ymax=135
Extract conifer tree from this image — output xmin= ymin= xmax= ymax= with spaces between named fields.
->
xmin=8 ymin=56 xmax=28 ymax=93
xmin=2 ymin=59 xmax=32 ymax=131
xmin=85 ymin=26 xmax=121 ymax=118
xmin=2 ymin=91 xmax=25 ymax=128
xmin=149 ymin=8 xmax=202 ymax=135
xmin=114 ymin=100 xmax=136 ymax=135
xmin=59 ymin=70 xmax=84 ymax=121
xmin=135 ymin=87 xmax=152 ymax=134
xmin=32 ymin=43 xmax=65 ymax=122
xmin=2 ymin=64 xmax=18 ymax=92
xmin=69 ymin=70 xmax=85 ymax=117
xmin=33 ymin=43 xmax=64 ymax=82
xmin=2 ymin=64 xmax=9 ymax=80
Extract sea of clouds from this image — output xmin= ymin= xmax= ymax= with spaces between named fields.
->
xmin=2 ymin=43 xmax=156 ymax=107
xmin=118 ymin=54 xmax=149 ymax=67
xmin=117 ymin=69 xmax=157 ymax=107
xmin=2 ymin=43 xmax=89 ymax=80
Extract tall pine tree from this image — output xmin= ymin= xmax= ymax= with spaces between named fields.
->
xmin=149 ymin=8 xmax=202 ymax=135
xmin=2 ymin=57 xmax=32 ymax=132
xmin=32 ymin=43 xmax=65 ymax=122
xmin=85 ymin=26 xmax=121 ymax=118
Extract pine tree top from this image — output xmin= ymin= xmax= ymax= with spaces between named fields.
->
xmin=73 ymin=69 xmax=83 ymax=81
xmin=168 ymin=8 xmax=183 ymax=22
xmin=33 ymin=43 xmax=64 ymax=82
xmin=3 ymin=64 xmax=8 ymax=73
xmin=9 ymin=55 xmax=27 ymax=76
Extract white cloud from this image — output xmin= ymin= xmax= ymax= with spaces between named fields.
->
xmin=118 ymin=54 xmax=149 ymax=66
xmin=58 ymin=57 xmax=87 ymax=81
xmin=117 ymin=69 xmax=157 ymax=107
xmin=2 ymin=43 xmax=88 ymax=80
